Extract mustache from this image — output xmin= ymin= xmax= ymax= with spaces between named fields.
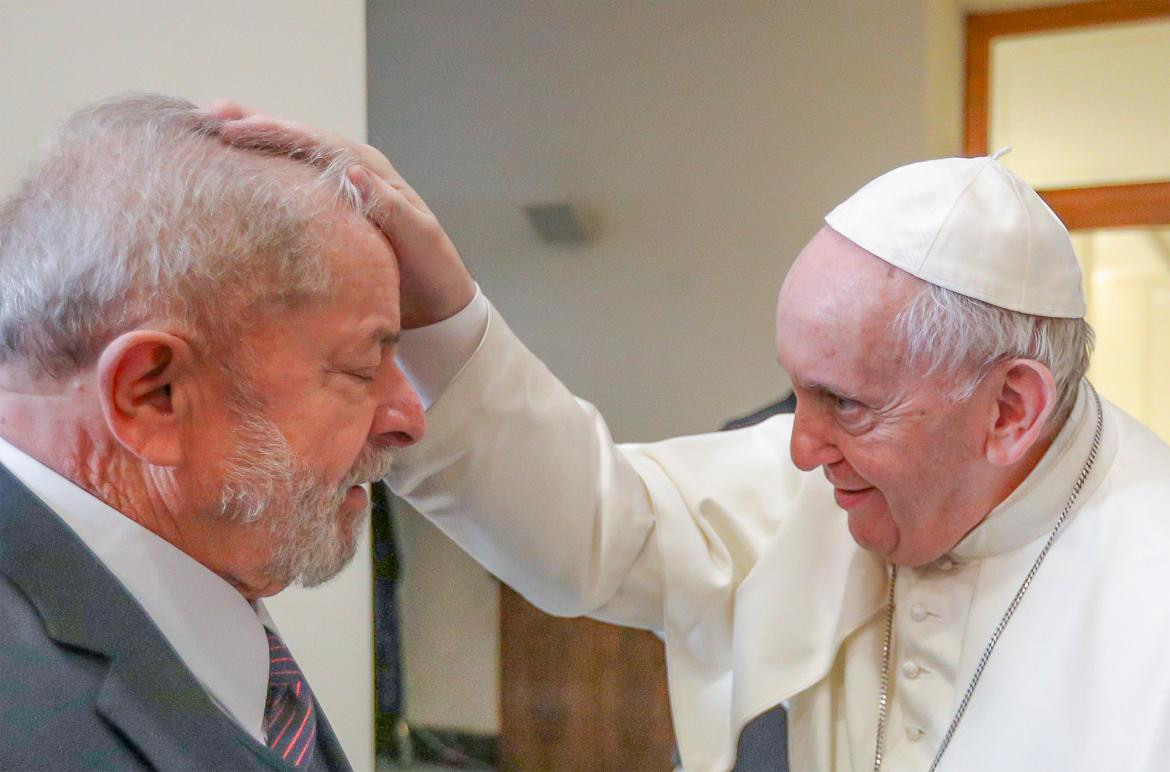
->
xmin=339 ymin=443 xmax=395 ymax=490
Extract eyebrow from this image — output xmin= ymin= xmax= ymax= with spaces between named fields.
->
xmin=792 ymin=374 xmax=842 ymax=396
xmin=796 ymin=378 xmax=865 ymax=403
xmin=778 ymin=352 xmax=848 ymax=399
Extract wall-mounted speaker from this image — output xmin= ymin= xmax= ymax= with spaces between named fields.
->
xmin=523 ymin=202 xmax=598 ymax=245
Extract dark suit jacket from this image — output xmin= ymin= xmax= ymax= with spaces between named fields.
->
xmin=0 ymin=463 xmax=352 ymax=770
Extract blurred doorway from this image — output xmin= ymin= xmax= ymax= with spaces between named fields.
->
xmin=965 ymin=1 xmax=1170 ymax=436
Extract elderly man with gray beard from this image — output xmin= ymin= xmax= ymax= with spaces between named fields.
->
xmin=0 ymin=94 xmax=424 ymax=769
xmin=215 ymin=106 xmax=1170 ymax=772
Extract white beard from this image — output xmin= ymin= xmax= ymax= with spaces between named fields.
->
xmin=216 ymin=408 xmax=395 ymax=587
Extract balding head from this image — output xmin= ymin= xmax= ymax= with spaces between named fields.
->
xmin=778 ymin=226 xmax=924 ymax=374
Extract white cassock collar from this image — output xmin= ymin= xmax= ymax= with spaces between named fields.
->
xmin=0 ymin=436 xmax=270 ymax=743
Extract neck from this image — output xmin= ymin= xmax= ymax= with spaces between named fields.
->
xmin=0 ymin=368 xmax=261 ymax=591
xmin=0 ymin=393 xmax=186 ymax=536
xmin=938 ymin=413 xmax=1071 ymax=562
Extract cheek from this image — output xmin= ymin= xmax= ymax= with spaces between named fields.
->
xmin=315 ymin=417 xmax=373 ymax=466
xmin=276 ymin=402 xmax=375 ymax=468
xmin=840 ymin=435 xmax=934 ymax=516
xmin=837 ymin=433 xmax=902 ymax=485
xmin=857 ymin=434 xmax=976 ymax=533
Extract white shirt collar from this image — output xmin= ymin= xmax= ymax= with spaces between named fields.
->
xmin=0 ymin=436 xmax=270 ymax=743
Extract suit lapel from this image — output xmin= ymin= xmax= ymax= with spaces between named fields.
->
xmin=0 ymin=464 xmax=282 ymax=769
xmin=309 ymin=696 xmax=354 ymax=771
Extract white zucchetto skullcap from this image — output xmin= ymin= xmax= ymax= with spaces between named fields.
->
xmin=824 ymin=153 xmax=1086 ymax=318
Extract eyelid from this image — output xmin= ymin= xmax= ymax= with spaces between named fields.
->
xmin=832 ymin=393 xmax=869 ymax=424
xmin=820 ymin=387 xmax=861 ymax=408
xmin=327 ymin=366 xmax=376 ymax=382
xmin=832 ymin=393 xmax=879 ymax=436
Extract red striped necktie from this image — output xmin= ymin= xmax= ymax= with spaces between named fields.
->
xmin=263 ymin=628 xmax=318 ymax=767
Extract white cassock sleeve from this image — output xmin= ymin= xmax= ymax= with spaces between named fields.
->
xmin=389 ymin=297 xmax=883 ymax=771
xmin=389 ymin=298 xmax=806 ymax=631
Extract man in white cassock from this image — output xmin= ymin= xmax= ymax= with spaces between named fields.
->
xmin=217 ymin=108 xmax=1170 ymax=772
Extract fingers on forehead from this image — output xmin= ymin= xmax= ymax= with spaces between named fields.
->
xmin=213 ymin=109 xmax=399 ymax=193
xmin=355 ymin=171 xmax=409 ymax=225
xmin=220 ymin=124 xmax=334 ymax=167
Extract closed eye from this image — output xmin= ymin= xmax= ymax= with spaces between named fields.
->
xmin=327 ymin=368 xmax=376 ymax=383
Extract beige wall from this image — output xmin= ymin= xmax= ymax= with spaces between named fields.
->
xmin=927 ymin=0 xmax=964 ymax=159
xmin=0 ymin=2 xmax=373 ymax=768
xmin=368 ymin=0 xmax=963 ymax=736
xmin=1076 ymin=228 xmax=1170 ymax=442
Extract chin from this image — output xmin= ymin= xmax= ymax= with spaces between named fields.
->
xmin=846 ymin=510 xmax=899 ymax=559
xmin=260 ymin=504 xmax=370 ymax=589
xmin=298 ymin=510 xmax=368 ymax=587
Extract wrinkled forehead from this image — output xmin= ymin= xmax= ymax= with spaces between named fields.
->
xmin=227 ymin=202 xmax=395 ymax=326
xmin=775 ymin=227 xmax=924 ymax=381
xmin=308 ymin=205 xmax=398 ymax=294
xmin=232 ymin=209 xmax=401 ymax=356
xmin=780 ymin=226 xmax=920 ymax=307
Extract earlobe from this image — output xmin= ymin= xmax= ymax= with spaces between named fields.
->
xmin=97 ymin=331 xmax=192 ymax=466
xmin=985 ymin=360 xmax=1057 ymax=467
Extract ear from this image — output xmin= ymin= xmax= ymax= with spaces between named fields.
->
xmin=97 ymin=330 xmax=194 ymax=466
xmin=983 ymin=359 xmax=1057 ymax=467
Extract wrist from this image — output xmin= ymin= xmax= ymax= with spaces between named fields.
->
xmin=404 ymin=272 xmax=477 ymax=329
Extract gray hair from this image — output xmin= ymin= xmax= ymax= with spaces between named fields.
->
xmin=0 ymin=92 xmax=372 ymax=376
xmin=892 ymin=282 xmax=1094 ymax=427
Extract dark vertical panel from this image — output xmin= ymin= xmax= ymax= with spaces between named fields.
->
xmin=499 ymin=587 xmax=675 ymax=771
xmin=371 ymin=482 xmax=407 ymax=757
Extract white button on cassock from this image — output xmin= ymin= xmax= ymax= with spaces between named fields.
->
xmin=910 ymin=603 xmax=929 ymax=622
xmin=901 ymin=660 xmax=922 ymax=679
xmin=905 ymin=725 xmax=925 ymax=741
xmin=937 ymin=557 xmax=955 ymax=572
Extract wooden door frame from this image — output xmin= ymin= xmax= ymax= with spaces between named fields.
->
xmin=964 ymin=0 xmax=1170 ymax=229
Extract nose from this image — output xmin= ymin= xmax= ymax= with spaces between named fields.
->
xmin=370 ymin=362 xmax=426 ymax=447
xmin=789 ymin=401 xmax=843 ymax=471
